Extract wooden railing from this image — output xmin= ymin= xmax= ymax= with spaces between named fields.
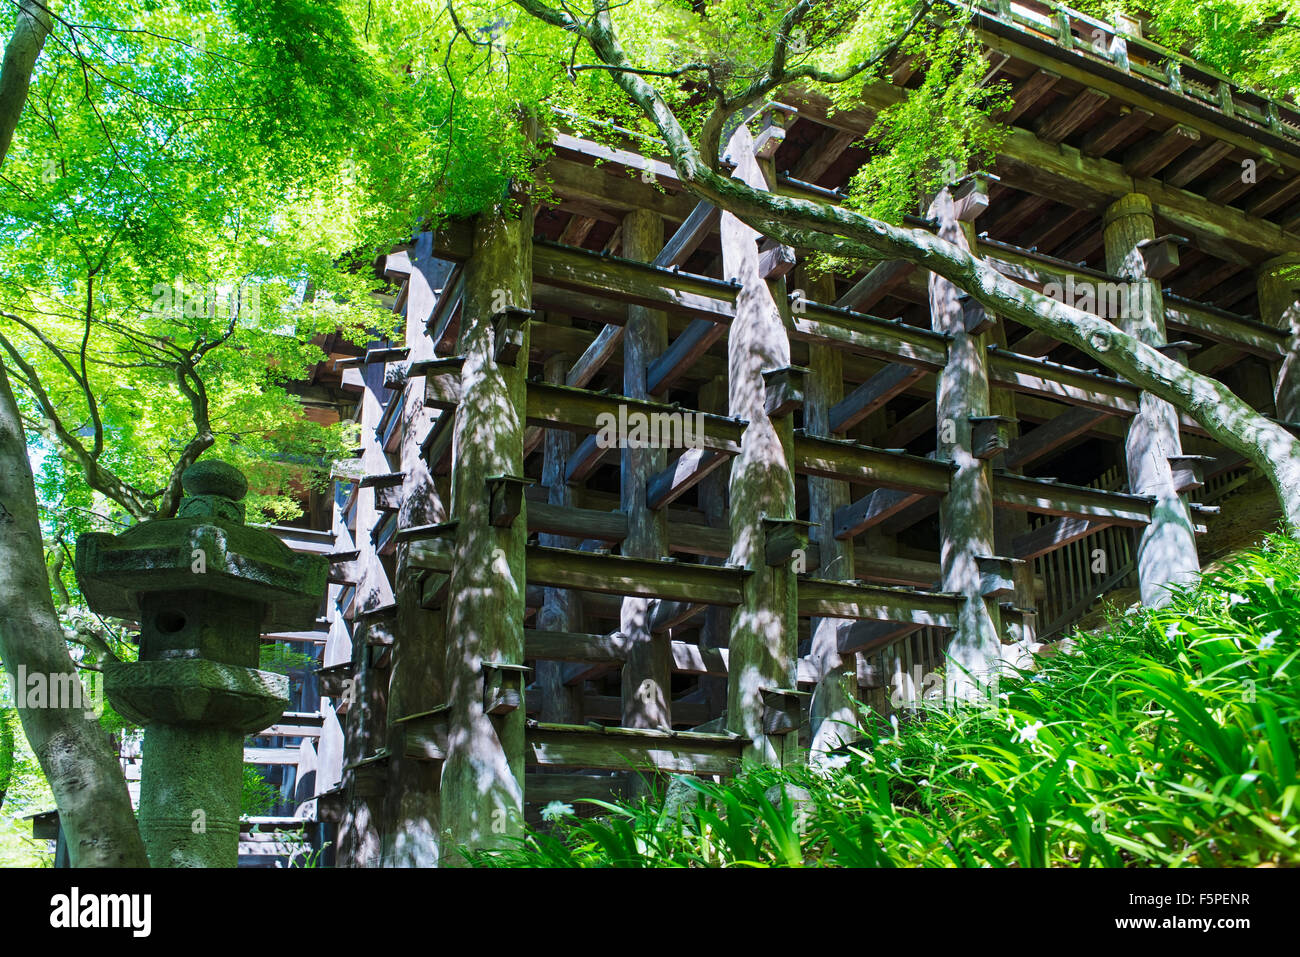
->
xmin=969 ymin=0 xmax=1300 ymax=144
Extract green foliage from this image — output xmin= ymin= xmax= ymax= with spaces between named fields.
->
xmin=240 ymin=764 xmax=282 ymax=817
xmin=473 ymin=536 xmax=1300 ymax=867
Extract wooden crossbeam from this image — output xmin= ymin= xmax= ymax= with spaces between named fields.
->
xmin=1012 ymin=515 xmax=1110 ymax=561
xmin=834 ymin=488 xmax=926 ymax=539
xmin=647 ymin=447 xmax=729 ymax=509
xmin=1080 ymin=106 xmax=1152 ymax=156
xmin=566 ymin=325 xmax=624 ymax=388
xmin=1124 ymin=124 xmax=1201 ymax=178
xmin=1001 ymin=406 xmax=1114 ymax=469
xmin=828 ymin=364 xmax=925 ymax=433
xmin=648 ymin=318 xmax=727 ymax=394
xmin=565 ymin=433 xmax=613 ymax=484
xmin=526 ymin=723 xmax=746 ymax=776
xmin=835 ymin=260 xmax=916 ymax=312
xmin=1165 ymin=139 xmax=1234 ymax=188
xmin=1035 ymin=88 xmax=1109 ymax=143
xmin=791 ymin=127 xmax=859 ymax=183
xmin=996 ymin=69 xmax=1061 ymax=123
xmin=526 ymin=381 xmax=745 ymax=454
xmin=525 ymin=545 xmax=747 ymax=606
xmin=794 ymin=433 xmax=953 ymax=493
xmin=796 ymin=578 xmax=960 ymax=627
xmin=657 ymin=202 xmax=720 ymax=267
xmin=837 ymin=620 xmax=924 ymax=656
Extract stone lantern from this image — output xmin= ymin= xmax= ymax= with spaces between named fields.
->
xmin=75 ymin=460 xmax=327 ymax=867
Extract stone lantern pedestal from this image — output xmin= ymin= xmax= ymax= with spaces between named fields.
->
xmin=75 ymin=460 xmax=327 ymax=867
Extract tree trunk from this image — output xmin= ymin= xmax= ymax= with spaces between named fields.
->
xmin=0 ymin=360 xmax=148 ymax=866
xmin=0 ymin=0 xmax=52 ymax=170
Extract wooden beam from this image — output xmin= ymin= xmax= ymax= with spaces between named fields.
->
xmin=996 ymin=69 xmax=1061 ymax=123
xmin=836 ymin=260 xmax=917 ymax=312
xmin=647 ymin=447 xmax=729 ymax=510
xmin=526 ymin=723 xmax=746 ymax=776
xmin=796 ymin=578 xmax=960 ymax=627
xmin=1080 ymin=106 xmax=1153 ymax=157
xmin=834 ymin=488 xmax=926 ymax=539
xmin=526 ymin=545 xmax=746 ymax=606
xmin=1001 ymin=406 xmax=1114 ymax=469
xmin=828 ymin=364 xmax=925 ymax=433
xmin=648 ymin=318 xmax=727 ymax=395
xmin=1012 ymin=515 xmax=1109 ymax=561
xmin=565 ymin=324 xmax=624 ymax=388
xmin=1124 ymin=124 xmax=1201 ymax=178
xmin=1035 ymin=88 xmax=1110 ymax=143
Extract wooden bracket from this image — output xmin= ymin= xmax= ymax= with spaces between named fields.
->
xmin=958 ymin=293 xmax=996 ymax=334
xmin=484 ymin=662 xmax=531 ymax=716
xmin=753 ymin=103 xmax=798 ymax=159
xmin=952 ymin=171 xmax=998 ymax=222
xmin=492 ymin=307 xmax=533 ymax=366
xmin=969 ymin=415 xmax=1018 ymax=460
xmin=419 ymin=571 xmax=451 ymax=610
xmin=1168 ymin=454 xmax=1215 ymax=492
xmin=1137 ymin=235 xmax=1188 ymax=279
xmin=762 ymin=516 xmax=816 ymax=567
xmin=760 ymin=687 xmax=810 ymax=736
xmin=762 ymin=365 xmax=811 ymax=419
xmin=976 ymin=554 xmax=1025 ymax=599
xmin=395 ymin=706 xmax=450 ymax=763
xmin=487 ymin=474 xmax=535 ymax=528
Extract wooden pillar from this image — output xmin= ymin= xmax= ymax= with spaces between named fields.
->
xmin=989 ymin=328 xmax=1037 ymax=648
xmin=801 ymin=265 xmax=858 ymax=756
xmin=930 ymin=186 xmax=1002 ymax=703
xmin=696 ymin=378 xmax=731 ymax=722
xmin=338 ymin=358 xmax=394 ymax=867
xmin=439 ymin=204 xmax=531 ymax=862
xmin=619 ymin=208 xmax=672 ymax=730
xmin=537 ymin=320 xmax=585 ymax=724
xmin=1256 ymin=253 xmax=1300 ymax=423
xmin=1103 ymin=193 xmax=1199 ymax=605
xmin=385 ymin=235 xmax=453 ymax=867
xmin=722 ymin=122 xmax=799 ymax=766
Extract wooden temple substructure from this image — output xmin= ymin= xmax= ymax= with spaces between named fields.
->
xmin=258 ymin=1 xmax=1300 ymax=866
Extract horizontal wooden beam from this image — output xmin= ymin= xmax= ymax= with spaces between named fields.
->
xmin=526 ymin=722 xmax=746 ymax=775
xmin=526 ymin=545 xmax=746 ymax=606
xmin=796 ymin=577 xmax=960 ymax=627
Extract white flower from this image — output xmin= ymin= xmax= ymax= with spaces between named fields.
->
xmin=1229 ymin=593 xmax=1249 ymax=606
xmin=1165 ymin=622 xmax=1181 ymax=640
xmin=1260 ymin=630 xmax=1281 ymax=650
xmin=1014 ymin=720 xmax=1044 ymax=744
xmin=822 ymin=753 xmax=851 ymax=771
xmin=540 ymin=801 xmax=574 ymax=821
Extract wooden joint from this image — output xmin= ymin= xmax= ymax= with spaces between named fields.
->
xmin=762 ymin=365 xmax=811 ymax=419
xmin=484 ymin=662 xmax=531 ymax=716
xmin=492 ymin=307 xmax=533 ymax=366
xmin=760 ymin=687 xmax=810 ymax=736
xmin=952 ymin=171 xmax=997 ymax=222
xmin=1168 ymin=454 xmax=1214 ymax=492
xmin=969 ymin=415 xmax=1018 ymax=460
xmin=958 ymin=294 xmax=995 ymax=334
xmin=976 ymin=554 xmax=1025 ymax=599
xmin=762 ymin=516 xmax=815 ymax=567
xmin=394 ymin=707 xmax=450 ymax=762
xmin=1137 ymin=235 xmax=1188 ymax=279
xmin=420 ymin=571 xmax=450 ymax=609
xmin=487 ymin=474 xmax=534 ymax=528
xmin=315 ymin=661 xmax=355 ymax=702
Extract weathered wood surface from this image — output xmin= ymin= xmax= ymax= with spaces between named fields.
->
xmin=1103 ymin=193 xmax=1199 ymax=606
xmin=438 ymin=205 xmax=532 ymax=862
